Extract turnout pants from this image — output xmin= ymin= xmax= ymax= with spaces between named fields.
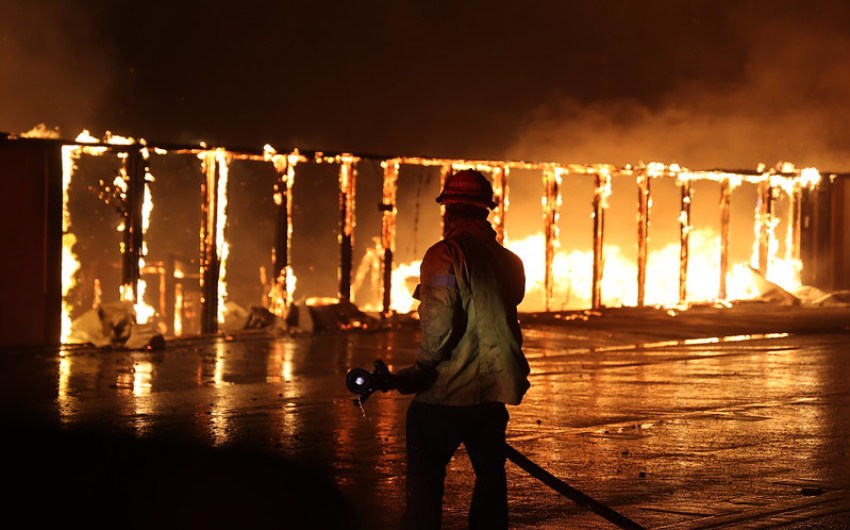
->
xmin=401 ymin=400 xmax=509 ymax=530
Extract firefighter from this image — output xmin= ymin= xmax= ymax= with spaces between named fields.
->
xmin=393 ymin=168 xmax=531 ymax=530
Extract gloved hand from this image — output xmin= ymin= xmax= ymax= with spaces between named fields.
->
xmin=370 ymin=359 xmax=397 ymax=392
xmin=346 ymin=359 xmax=397 ymax=405
xmin=346 ymin=359 xmax=438 ymax=405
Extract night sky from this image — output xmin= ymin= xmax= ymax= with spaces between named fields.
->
xmin=4 ymin=0 xmax=850 ymax=171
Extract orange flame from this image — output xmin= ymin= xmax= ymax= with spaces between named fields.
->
xmin=387 ymin=164 xmax=822 ymax=313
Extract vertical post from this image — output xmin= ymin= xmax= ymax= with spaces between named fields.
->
xmin=200 ymin=151 xmax=219 ymax=334
xmin=592 ymin=169 xmax=610 ymax=309
xmin=542 ymin=167 xmax=561 ymax=311
xmin=636 ymin=170 xmax=651 ymax=306
xmin=270 ymin=153 xmax=297 ymax=317
xmin=757 ymin=179 xmax=773 ymax=276
xmin=338 ymin=155 xmax=357 ymax=302
xmin=273 ymin=160 xmax=289 ymax=304
xmin=830 ymin=175 xmax=847 ymax=290
xmin=808 ymin=179 xmax=833 ymax=289
xmin=491 ymin=165 xmax=509 ymax=244
xmin=799 ymin=168 xmax=824 ymax=287
xmin=122 ymin=150 xmax=146 ymax=306
xmin=719 ymin=177 xmax=732 ymax=300
xmin=800 ymin=185 xmax=816 ymax=286
xmin=678 ymin=176 xmax=692 ymax=305
xmin=380 ymin=160 xmax=399 ymax=316
xmin=272 ymin=159 xmax=289 ymax=312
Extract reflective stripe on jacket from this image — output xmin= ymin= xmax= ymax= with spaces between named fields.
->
xmin=413 ymin=217 xmax=530 ymax=406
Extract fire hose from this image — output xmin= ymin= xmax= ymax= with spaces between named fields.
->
xmin=346 ymin=361 xmax=646 ymax=530
xmin=504 ymin=443 xmax=645 ymax=530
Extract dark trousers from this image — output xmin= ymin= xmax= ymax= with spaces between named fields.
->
xmin=401 ymin=400 xmax=509 ymax=530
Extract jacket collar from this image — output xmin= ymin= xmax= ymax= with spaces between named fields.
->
xmin=444 ymin=217 xmax=497 ymax=241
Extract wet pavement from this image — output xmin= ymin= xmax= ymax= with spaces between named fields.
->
xmin=2 ymin=305 xmax=850 ymax=529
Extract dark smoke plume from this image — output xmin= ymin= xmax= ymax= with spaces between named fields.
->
xmin=0 ymin=2 xmax=112 ymax=137
xmin=509 ymin=3 xmax=850 ymax=172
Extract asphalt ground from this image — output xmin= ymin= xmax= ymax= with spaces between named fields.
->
xmin=1 ymin=305 xmax=849 ymax=529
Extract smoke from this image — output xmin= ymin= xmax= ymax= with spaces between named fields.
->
xmin=508 ymin=3 xmax=850 ymax=172
xmin=0 ymin=2 xmax=113 ymax=137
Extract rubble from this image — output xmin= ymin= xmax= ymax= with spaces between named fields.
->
xmin=68 ymin=301 xmax=164 ymax=350
xmin=285 ymin=298 xmax=380 ymax=333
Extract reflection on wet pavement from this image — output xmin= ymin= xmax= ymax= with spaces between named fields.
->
xmin=3 ymin=322 xmax=850 ymax=529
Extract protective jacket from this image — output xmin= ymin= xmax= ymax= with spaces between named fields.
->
xmin=412 ymin=216 xmax=530 ymax=406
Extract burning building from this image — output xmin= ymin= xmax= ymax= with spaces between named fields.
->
xmin=1 ymin=130 xmax=849 ymax=350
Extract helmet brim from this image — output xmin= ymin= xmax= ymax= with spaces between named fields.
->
xmin=435 ymin=194 xmax=497 ymax=209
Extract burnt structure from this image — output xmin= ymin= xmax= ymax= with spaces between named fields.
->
xmin=2 ymin=133 xmax=848 ymax=349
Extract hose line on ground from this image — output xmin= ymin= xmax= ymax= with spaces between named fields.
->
xmin=506 ymin=443 xmax=646 ymax=530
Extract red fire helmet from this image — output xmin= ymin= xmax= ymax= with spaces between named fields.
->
xmin=435 ymin=169 xmax=497 ymax=209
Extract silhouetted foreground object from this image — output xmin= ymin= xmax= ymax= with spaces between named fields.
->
xmin=6 ymin=424 xmax=362 ymax=530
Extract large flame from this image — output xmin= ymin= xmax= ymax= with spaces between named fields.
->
xmin=214 ymin=149 xmax=230 ymax=325
xmin=386 ymin=164 xmax=822 ymax=314
xmin=61 ymin=131 xmax=159 ymax=342
xmin=60 ymin=145 xmax=80 ymax=342
xmin=135 ymin=150 xmax=156 ymax=324
xmin=57 ymin=135 xmax=825 ymax=336
xmin=390 ymin=261 xmax=422 ymax=314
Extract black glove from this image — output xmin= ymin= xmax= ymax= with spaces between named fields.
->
xmin=346 ymin=359 xmax=438 ymax=405
xmin=346 ymin=359 xmax=396 ymax=404
xmin=370 ymin=359 xmax=397 ymax=392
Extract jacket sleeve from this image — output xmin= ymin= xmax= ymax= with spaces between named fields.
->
xmin=415 ymin=242 xmax=462 ymax=366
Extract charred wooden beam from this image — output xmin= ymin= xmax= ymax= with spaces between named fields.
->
xmin=272 ymin=169 xmax=289 ymax=309
xmin=678 ymin=177 xmax=692 ymax=305
xmin=800 ymin=178 xmax=834 ymax=289
xmin=542 ymin=168 xmax=561 ymax=311
xmin=592 ymin=170 xmax=610 ymax=309
xmin=338 ymin=157 xmax=357 ymax=302
xmin=380 ymin=161 xmax=399 ymax=316
xmin=121 ymin=150 xmax=146 ymax=299
xmin=636 ymin=172 xmax=651 ymax=307
xmin=200 ymin=152 xmax=220 ymax=335
xmin=270 ymin=156 xmax=296 ymax=316
xmin=757 ymin=179 xmax=773 ymax=276
xmin=830 ymin=175 xmax=847 ymax=290
xmin=719 ymin=177 xmax=732 ymax=300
